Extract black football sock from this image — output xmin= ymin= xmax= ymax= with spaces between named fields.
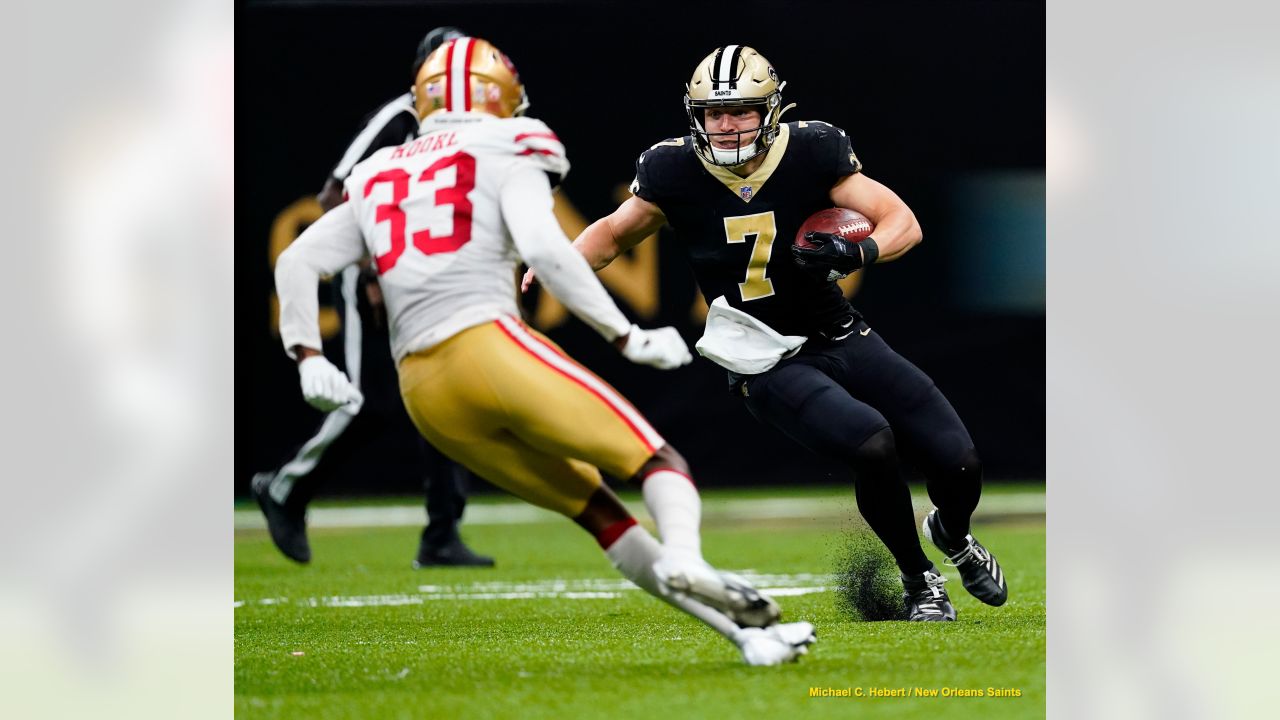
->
xmin=849 ymin=429 xmax=933 ymax=576
xmin=923 ymin=447 xmax=982 ymax=545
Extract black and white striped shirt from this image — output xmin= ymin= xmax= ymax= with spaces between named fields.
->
xmin=329 ymin=92 xmax=419 ymax=182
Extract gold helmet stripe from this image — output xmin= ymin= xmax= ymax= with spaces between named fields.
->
xmin=445 ymin=37 xmax=476 ymax=112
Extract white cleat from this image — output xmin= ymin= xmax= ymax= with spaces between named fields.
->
xmin=734 ymin=622 xmax=817 ymax=666
xmin=654 ymin=554 xmax=781 ymax=628
xmin=766 ymin=621 xmax=818 ymax=648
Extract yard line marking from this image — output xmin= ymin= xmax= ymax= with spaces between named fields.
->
xmin=762 ymin=587 xmax=829 ymax=597
xmin=235 ymin=572 xmax=834 ymax=608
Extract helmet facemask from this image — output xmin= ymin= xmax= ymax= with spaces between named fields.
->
xmin=685 ymin=91 xmax=784 ymax=167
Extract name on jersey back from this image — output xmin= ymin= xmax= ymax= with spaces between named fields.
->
xmin=390 ymin=132 xmax=459 ymax=160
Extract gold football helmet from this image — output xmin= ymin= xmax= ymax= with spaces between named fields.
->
xmin=414 ymin=37 xmax=530 ymax=121
xmin=685 ymin=45 xmax=789 ymax=167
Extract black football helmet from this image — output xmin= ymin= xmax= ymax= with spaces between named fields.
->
xmin=411 ymin=26 xmax=467 ymax=78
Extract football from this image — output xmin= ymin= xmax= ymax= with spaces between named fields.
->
xmin=794 ymin=208 xmax=875 ymax=249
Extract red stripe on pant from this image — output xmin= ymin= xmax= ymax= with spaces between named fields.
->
xmin=493 ymin=320 xmax=657 ymax=455
xmin=595 ymin=517 xmax=637 ymax=549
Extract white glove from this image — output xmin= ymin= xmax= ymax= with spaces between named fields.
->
xmin=298 ymin=355 xmax=364 ymax=414
xmin=619 ymin=324 xmax=693 ymax=370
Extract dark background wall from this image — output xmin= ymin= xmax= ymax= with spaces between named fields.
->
xmin=239 ymin=0 xmax=1045 ymax=496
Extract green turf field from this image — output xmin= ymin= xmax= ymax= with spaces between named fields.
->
xmin=235 ymin=485 xmax=1045 ymax=719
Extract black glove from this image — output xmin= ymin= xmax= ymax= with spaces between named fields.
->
xmin=790 ymin=232 xmax=879 ymax=281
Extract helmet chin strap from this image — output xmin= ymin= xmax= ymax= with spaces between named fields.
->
xmin=709 ymin=142 xmax=763 ymax=166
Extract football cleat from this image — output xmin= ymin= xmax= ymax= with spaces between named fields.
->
xmin=250 ymin=472 xmax=311 ymax=564
xmin=923 ymin=509 xmax=1008 ymax=606
xmin=413 ymin=539 xmax=496 ymax=569
xmin=901 ymin=567 xmax=957 ymax=621
xmin=654 ymin=554 xmax=781 ymax=628
xmin=734 ymin=622 xmax=816 ymax=666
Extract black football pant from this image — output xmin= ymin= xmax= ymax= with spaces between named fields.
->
xmin=736 ymin=320 xmax=981 ymax=575
xmin=419 ymin=437 xmax=471 ymax=551
xmin=281 ymin=431 xmax=470 ymax=554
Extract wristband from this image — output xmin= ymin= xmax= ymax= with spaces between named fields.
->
xmin=858 ymin=236 xmax=879 ymax=266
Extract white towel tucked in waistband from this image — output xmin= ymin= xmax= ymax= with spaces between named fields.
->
xmin=694 ymin=296 xmax=807 ymax=375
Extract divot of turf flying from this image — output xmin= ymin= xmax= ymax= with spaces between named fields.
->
xmin=833 ymin=531 xmax=908 ymax=621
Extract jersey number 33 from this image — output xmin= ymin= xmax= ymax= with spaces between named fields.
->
xmin=364 ymin=151 xmax=476 ymax=274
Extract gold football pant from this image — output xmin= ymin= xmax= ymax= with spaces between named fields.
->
xmin=397 ymin=315 xmax=666 ymax=518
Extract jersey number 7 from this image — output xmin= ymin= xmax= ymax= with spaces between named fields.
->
xmin=724 ymin=211 xmax=778 ymax=301
xmin=363 ymin=151 xmax=477 ymax=274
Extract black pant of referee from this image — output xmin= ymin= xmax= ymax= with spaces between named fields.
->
xmin=252 ymin=264 xmax=494 ymax=568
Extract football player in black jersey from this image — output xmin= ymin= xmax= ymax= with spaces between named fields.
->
xmin=524 ymin=45 xmax=1008 ymax=621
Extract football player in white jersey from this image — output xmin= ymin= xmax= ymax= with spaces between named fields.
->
xmin=274 ymin=37 xmax=816 ymax=666
xmin=252 ymin=25 xmax=495 ymax=569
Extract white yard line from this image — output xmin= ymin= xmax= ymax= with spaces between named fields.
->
xmin=235 ymin=572 xmax=833 ymax=609
xmin=235 ymin=492 xmax=1044 ymax=530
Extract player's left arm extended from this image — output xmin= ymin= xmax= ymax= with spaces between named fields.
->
xmin=519 ymin=194 xmax=666 ymax=293
xmin=275 ymin=203 xmax=368 ymax=359
xmin=829 ymin=172 xmax=923 ymax=263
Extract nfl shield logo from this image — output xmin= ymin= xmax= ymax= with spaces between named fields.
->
xmin=740 ymin=186 xmax=752 ymax=201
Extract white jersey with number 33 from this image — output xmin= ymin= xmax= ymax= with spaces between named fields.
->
xmin=345 ymin=115 xmax=570 ymax=360
xmin=276 ymin=113 xmax=631 ymax=363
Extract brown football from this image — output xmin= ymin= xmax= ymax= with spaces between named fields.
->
xmin=794 ymin=208 xmax=875 ymax=249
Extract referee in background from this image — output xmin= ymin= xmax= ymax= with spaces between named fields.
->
xmin=253 ymin=26 xmax=495 ymax=569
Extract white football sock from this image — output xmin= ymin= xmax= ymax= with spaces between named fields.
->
xmin=642 ymin=470 xmax=702 ymax=557
xmin=605 ymin=525 xmax=738 ymax=640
